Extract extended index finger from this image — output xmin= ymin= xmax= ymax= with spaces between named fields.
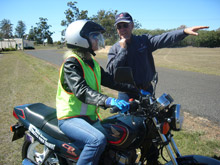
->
xmin=193 ymin=26 xmax=209 ymax=31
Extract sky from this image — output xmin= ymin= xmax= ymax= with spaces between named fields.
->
xmin=1 ymin=0 xmax=220 ymax=42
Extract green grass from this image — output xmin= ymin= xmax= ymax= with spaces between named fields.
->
xmin=0 ymin=49 xmax=219 ymax=164
xmin=158 ymin=131 xmax=220 ymax=164
xmin=0 ymin=51 xmax=59 ymax=164
xmin=153 ymin=47 xmax=220 ymax=76
xmin=173 ymin=131 xmax=220 ymax=156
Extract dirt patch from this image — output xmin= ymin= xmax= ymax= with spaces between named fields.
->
xmin=183 ymin=112 xmax=220 ymax=141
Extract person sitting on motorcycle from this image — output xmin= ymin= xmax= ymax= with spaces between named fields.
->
xmin=56 ymin=20 xmax=137 ymax=165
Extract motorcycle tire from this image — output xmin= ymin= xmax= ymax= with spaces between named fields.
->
xmin=22 ymin=139 xmax=65 ymax=165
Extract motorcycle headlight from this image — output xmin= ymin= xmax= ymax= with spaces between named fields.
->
xmin=170 ymin=104 xmax=184 ymax=131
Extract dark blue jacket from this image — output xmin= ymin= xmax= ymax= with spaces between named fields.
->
xmin=106 ymin=29 xmax=187 ymax=89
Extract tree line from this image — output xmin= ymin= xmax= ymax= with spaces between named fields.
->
xmin=0 ymin=18 xmax=54 ymax=44
xmin=0 ymin=1 xmax=220 ymax=47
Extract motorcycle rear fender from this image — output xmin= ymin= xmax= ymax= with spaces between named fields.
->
xmin=11 ymin=123 xmax=26 ymax=141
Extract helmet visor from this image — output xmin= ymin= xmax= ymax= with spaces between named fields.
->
xmin=89 ymin=32 xmax=105 ymax=50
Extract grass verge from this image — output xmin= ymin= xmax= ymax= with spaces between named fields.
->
xmin=153 ymin=47 xmax=220 ymax=76
xmin=0 ymin=51 xmax=58 ymax=164
xmin=0 ymin=50 xmax=219 ymax=164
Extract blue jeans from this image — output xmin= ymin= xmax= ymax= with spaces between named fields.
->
xmin=58 ymin=118 xmax=107 ymax=165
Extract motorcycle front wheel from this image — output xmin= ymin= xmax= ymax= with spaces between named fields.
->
xmin=22 ymin=139 xmax=63 ymax=165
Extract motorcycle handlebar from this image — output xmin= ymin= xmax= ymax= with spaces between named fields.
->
xmin=109 ymin=106 xmax=120 ymax=113
xmin=109 ymin=101 xmax=139 ymax=114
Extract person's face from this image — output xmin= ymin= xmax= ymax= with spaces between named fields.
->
xmin=89 ymin=32 xmax=105 ymax=51
xmin=90 ymin=37 xmax=98 ymax=51
xmin=116 ymin=22 xmax=134 ymax=39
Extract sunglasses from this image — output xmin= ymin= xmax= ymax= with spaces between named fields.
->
xmin=116 ymin=23 xmax=129 ymax=30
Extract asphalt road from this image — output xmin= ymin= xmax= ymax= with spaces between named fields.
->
xmin=25 ymin=49 xmax=220 ymax=126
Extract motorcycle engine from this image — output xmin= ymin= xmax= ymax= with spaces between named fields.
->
xmin=101 ymin=149 xmax=137 ymax=165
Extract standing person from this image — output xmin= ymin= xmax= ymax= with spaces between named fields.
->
xmin=56 ymin=20 xmax=136 ymax=165
xmin=106 ymin=12 xmax=209 ymax=101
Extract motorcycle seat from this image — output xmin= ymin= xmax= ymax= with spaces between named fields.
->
xmin=25 ymin=103 xmax=71 ymax=142
xmin=42 ymin=118 xmax=71 ymax=142
xmin=25 ymin=103 xmax=57 ymax=129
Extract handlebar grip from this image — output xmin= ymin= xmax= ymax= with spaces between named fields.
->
xmin=110 ymin=106 xmax=120 ymax=113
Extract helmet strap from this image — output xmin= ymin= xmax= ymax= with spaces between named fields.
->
xmin=89 ymin=49 xmax=96 ymax=56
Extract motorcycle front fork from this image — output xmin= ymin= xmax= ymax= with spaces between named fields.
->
xmin=152 ymin=117 xmax=181 ymax=165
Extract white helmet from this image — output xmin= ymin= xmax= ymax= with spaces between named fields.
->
xmin=65 ymin=20 xmax=105 ymax=55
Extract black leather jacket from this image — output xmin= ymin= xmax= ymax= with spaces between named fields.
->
xmin=61 ymin=57 xmax=138 ymax=108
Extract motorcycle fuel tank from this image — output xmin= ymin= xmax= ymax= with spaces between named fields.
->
xmin=94 ymin=114 xmax=147 ymax=150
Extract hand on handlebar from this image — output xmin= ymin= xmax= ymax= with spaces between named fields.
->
xmin=105 ymin=97 xmax=130 ymax=113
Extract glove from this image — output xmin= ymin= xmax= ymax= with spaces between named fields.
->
xmin=140 ymin=89 xmax=151 ymax=96
xmin=105 ymin=97 xmax=130 ymax=113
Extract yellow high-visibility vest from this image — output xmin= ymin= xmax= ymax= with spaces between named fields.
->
xmin=56 ymin=53 xmax=101 ymax=121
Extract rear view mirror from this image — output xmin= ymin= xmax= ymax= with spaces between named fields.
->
xmin=114 ymin=67 xmax=135 ymax=85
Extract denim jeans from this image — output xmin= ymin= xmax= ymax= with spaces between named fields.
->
xmin=58 ymin=118 xmax=107 ymax=165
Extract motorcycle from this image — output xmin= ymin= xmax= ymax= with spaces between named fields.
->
xmin=11 ymin=67 xmax=219 ymax=165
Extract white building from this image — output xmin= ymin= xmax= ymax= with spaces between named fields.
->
xmin=0 ymin=38 xmax=34 ymax=50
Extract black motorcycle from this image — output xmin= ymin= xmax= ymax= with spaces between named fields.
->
xmin=11 ymin=67 xmax=219 ymax=165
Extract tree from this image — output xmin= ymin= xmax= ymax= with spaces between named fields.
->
xmin=0 ymin=19 xmax=13 ymax=38
xmin=0 ymin=31 xmax=3 ymax=40
xmin=61 ymin=2 xmax=143 ymax=44
xmin=195 ymin=30 xmax=220 ymax=47
xmin=133 ymin=29 xmax=151 ymax=36
xmin=133 ymin=19 xmax=142 ymax=29
xmin=61 ymin=1 xmax=88 ymax=40
xmin=27 ymin=26 xmax=35 ymax=41
xmin=15 ymin=20 xmax=26 ymax=38
xmin=177 ymin=25 xmax=187 ymax=30
xmin=91 ymin=10 xmax=118 ymax=45
xmin=33 ymin=17 xmax=54 ymax=44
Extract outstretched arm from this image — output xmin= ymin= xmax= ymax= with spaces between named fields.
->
xmin=184 ymin=26 xmax=209 ymax=36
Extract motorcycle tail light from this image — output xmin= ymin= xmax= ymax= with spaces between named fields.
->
xmin=10 ymin=125 xmax=14 ymax=132
xmin=13 ymin=109 xmax=19 ymax=119
xmin=161 ymin=122 xmax=170 ymax=135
